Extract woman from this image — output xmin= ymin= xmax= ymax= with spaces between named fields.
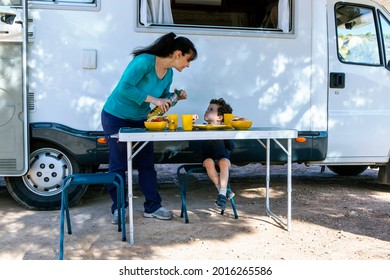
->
xmin=101 ymin=32 xmax=197 ymax=223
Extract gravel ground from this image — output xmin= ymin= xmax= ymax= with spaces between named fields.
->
xmin=0 ymin=163 xmax=389 ymax=262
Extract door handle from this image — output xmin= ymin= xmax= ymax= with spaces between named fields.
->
xmin=1 ymin=14 xmax=16 ymax=25
xmin=330 ymin=72 xmax=345 ymax=88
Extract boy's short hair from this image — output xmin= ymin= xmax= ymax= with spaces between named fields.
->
xmin=210 ymin=98 xmax=233 ymax=117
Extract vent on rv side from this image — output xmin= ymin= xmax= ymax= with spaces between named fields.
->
xmin=28 ymin=92 xmax=36 ymax=112
xmin=0 ymin=159 xmax=17 ymax=171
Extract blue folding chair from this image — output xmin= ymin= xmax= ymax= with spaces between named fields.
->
xmin=59 ymin=172 xmax=126 ymax=260
xmin=177 ymin=164 xmax=238 ymax=223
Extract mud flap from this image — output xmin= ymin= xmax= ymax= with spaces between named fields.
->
xmin=378 ymin=162 xmax=390 ymax=185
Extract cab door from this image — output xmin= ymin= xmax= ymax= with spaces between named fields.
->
xmin=0 ymin=0 xmax=28 ymax=175
xmin=327 ymin=1 xmax=390 ymax=164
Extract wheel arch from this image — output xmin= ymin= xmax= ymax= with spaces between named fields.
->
xmin=30 ymin=122 xmax=108 ymax=167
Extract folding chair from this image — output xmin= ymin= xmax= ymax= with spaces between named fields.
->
xmin=177 ymin=164 xmax=238 ymax=223
xmin=59 ymin=172 xmax=126 ymax=260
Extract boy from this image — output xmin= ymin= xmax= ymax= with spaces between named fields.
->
xmin=199 ymin=98 xmax=235 ymax=210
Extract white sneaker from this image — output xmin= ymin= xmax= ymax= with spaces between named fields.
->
xmin=227 ymin=189 xmax=235 ymax=200
xmin=111 ymin=208 xmax=128 ymax=224
xmin=143 ymin=207 xmax=173 ymax=220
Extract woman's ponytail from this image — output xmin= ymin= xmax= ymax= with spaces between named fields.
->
xmin=132 ymin=32 xmax=197 ymax=61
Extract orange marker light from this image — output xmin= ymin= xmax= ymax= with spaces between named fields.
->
xmin=97 ymin=137 xmax=107 ymax=144
xmin=295 ymin=137 xmax=307 ymax=143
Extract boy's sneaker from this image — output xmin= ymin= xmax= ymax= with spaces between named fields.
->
xmin=111 ymin=208 xmax=128 ymax=224
xmin=143 ymin=207 xmax=173 ymax=220
xmin=227 ymin=189 xmax=235 ymax=200
xmin=215 ymin=194 xmax=227 ymax=210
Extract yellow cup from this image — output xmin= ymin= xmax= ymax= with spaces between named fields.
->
xmin=168 ymin=114 xmax=178 ymax=130
xmin=224 ymin=113 xmax=234 ymax=128
xmin=182 ymin=114 xmax=193 ymax=131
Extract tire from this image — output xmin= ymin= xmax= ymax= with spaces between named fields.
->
xmin=4 ymin=142 xmax=89 ymax=210
xmin=327 ymin=165 xmax=368 ymax=176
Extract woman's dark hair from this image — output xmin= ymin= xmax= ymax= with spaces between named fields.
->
xmin=210 ymin=98 xmax=233 ymax=117
xmin=132 ymin=32 xmax=197 ymax=61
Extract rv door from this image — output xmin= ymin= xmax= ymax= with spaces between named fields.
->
xmin=0 ymin=0 xmax=28 ymax=175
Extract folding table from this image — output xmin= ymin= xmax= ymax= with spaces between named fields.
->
xmin=118 ymin=127 xmax=297 ymax=245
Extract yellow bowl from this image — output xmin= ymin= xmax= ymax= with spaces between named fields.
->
xmin=231 ymin=120 xmax=252 ymax=130
xmin=144 ymin=121 xmax=167 ymax=131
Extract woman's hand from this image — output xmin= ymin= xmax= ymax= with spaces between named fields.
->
xmin=157 ymin=98 xmax=172 ymax=113
xmin=147 ymin=96 xmax=172 ymax=113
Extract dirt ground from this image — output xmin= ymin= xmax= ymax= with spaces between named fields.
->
xmin=0 ymin=163 xmax=389 ymax=261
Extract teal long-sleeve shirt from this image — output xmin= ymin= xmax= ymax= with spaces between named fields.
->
xmin=103 ymin=53 xmax=173 ymax=120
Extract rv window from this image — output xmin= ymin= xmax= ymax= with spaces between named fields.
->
xmin=28 ymin=0 xmax=100 ymax=10
xmin=335 ymin=3 xmax=380 ymax=65
xmin=30 ymin=0 xmax=95 ymax=3
xmin=379 ymin=12 xmax=390 ymax=69
xmin=139 ymin=0 xmax=292 ymax=32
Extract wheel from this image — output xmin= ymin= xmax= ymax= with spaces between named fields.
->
xmin=5 ymin=142 xmax=89 ymax=210
xmin=327 ymin=165 xmax=368 ymax=176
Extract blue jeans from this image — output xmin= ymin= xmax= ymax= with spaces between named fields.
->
xmin=101 ymin=110 xmax=162 ymax=214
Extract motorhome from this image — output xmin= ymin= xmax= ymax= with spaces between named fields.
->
xmin=0 ymin=0 xmax=389 ymax=210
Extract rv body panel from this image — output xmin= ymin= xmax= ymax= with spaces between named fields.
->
xmin=28 ymin=0 xmax=329 ymax=164
xmin=29 ymin=2 xmax=317 ymax=131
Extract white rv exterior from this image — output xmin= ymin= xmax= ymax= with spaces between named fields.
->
xmin=0 ymin=0 xmax=389 ymax=209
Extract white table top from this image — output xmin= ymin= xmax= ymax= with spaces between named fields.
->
xmin=118 ymin=127 xmax=297 ymax=142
